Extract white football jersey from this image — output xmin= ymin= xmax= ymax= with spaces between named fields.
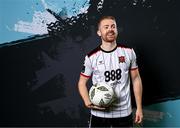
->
xmin=80 ymin=44 xmax=138 ymax=118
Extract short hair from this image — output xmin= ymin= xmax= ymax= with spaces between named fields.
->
xmin=97 ymin=16 xmax=116 ymax=29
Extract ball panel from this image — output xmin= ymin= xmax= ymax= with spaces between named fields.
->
xmin=89 ymin=82 xmax=115 ymax=107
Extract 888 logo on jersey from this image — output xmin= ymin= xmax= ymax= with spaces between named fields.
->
xmin=104 ymin=68 xmax=122 ymax=82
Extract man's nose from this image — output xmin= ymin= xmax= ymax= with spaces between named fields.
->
xmin=108 ymin=27 xmax=114 ymax=32
xmin=108 ymin=26 xmax=112 ymax=30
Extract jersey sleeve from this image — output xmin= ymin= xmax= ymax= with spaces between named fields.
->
xmin=130 ymin=49 xmax=138 ymax=70
xmin=80 ymin=55 xmax=92 ymax=78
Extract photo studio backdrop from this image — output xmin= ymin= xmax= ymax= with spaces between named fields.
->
xmin=0 ymin=0 xmax=180 ymax=127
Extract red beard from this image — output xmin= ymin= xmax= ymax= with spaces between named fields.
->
xmin=103 ymin=31 xmax=117 ymax=42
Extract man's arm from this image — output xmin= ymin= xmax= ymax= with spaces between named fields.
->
xmin=130 ymin=68 xmax=143 ymax=124
xmin=78 ymin=75 xmax=92 ymax=108
xmin=78 ymin=75 xmax=105 ymax=110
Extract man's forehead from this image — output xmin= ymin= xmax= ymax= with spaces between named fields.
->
xmin=100 ymin=19 xmax=116 ymax=26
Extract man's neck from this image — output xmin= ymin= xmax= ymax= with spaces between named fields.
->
xmin=100 ymin=41 xmax=117 ymax=52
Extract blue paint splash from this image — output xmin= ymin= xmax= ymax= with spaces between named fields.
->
xmin=0 ymin=0 xmax=91 ymax=45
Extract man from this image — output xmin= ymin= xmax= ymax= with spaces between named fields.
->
xmin=78 ymin=16 xmax=143 ymax=127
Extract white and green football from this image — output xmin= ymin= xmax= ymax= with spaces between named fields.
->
xmin=89 ymin=82 xmax=115 ymax=107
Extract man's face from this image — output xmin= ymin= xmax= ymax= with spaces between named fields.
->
xmin=97 ymin=19 xmax=118 ymax=43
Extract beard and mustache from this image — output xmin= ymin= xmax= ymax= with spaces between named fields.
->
xmin=102 ymin=30 xmax=118 ymax=43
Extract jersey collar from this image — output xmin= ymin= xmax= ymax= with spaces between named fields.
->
xmin=99 ymin=44 xmax=117 ymax=53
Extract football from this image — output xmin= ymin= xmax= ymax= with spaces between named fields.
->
xmin=89 ymin=82 xmax=115 ymax=107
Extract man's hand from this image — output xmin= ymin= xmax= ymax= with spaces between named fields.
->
xmin=85 ymin=101 xmax=106 ymax=110
xmin=134 ymin=108 xmax=143 ymax=124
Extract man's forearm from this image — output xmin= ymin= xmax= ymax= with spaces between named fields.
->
xmin=133 ymin=75 xmax=143 ymax=109
xmin=78 ymin=80 xmax=91 ymax=106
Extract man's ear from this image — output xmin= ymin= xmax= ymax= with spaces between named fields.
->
xmin=97 ymin=30 xmax=101 ymax=36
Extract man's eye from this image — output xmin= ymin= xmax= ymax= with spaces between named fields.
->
xmin=111 ymin=25 xmax=115 ymax=29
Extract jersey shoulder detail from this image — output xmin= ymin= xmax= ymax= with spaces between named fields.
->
xmin=87 ymin=46 xmax=101 ymax=57
xmin=117 ymin=43 xmax=133 ymax=50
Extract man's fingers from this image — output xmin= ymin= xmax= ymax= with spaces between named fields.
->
xmin=92 ymin=105 xmax=106 ymax=110
xmin=88 ymin=104 xmax=106 ymax=110
xmin=135 ymin=115 xmax=143 ymax=124
xmin=86 ymin=103 xmax=93 ymax=108
xmin=86 ymin=102 xmax=106 ymax=110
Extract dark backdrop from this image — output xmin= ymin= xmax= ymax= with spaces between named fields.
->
xmin=0 ymin=0 xmax=180 ymax=126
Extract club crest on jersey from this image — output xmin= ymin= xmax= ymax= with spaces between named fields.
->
xmin=119 ymin=56 xmax=125 ymax=63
